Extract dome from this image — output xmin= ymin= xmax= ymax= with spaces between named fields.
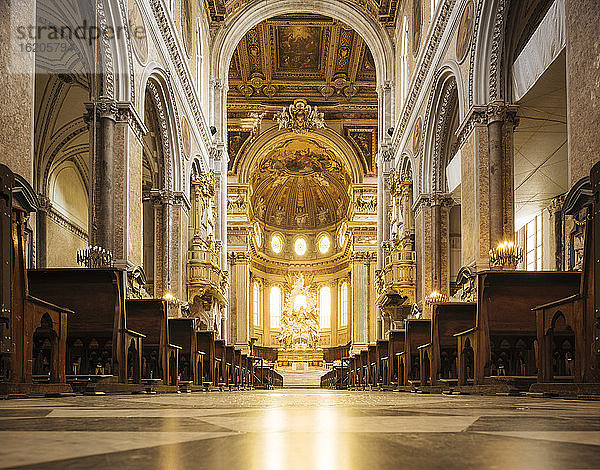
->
xmin=250 ymin=137 xmax=351 ymax=230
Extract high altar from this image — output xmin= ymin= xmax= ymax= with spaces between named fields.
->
xmin=277 ymin=275 xmax=324 ymax=368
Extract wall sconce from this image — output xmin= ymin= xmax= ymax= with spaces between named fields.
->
xmin=489 ymin=241 xmax=523 ymax=269
xmin=424 ymin=290 xmax=448 ymax=305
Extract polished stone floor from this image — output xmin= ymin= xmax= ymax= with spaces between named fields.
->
xmin=2 ymin=390 xmax=600 ymax=469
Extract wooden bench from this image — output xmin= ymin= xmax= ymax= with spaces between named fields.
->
xmin=455 ymin=271 xmax=581 ymax=387
xmin=214 ymin=339 xmax=227 ymax=387
xmin=168 ymin=318 xmax=201 ymax=386
xmin=28 ymin=268 xmax=144 ymax=387
xmin=359 ymin=349 xmax=369 ymax=388
xmin=533 ymin=161 xmax=600 ymax=391
xmin=126 ymin=299 xmax=180 ymax=387
xmin=225 ymin=345 xmax=235 ymax=388
xmin=196 ymin=330 xmax=215 ymax=387
xmin=367 ymin=345 xmax=377 ymax=387
xmin=404 ymin=319 xmax=431 ymax=386
xmin=349 ymin=355 xmax=360 ymax=388
xmin=389 ymin=329 xmax=406 ymax=386
xmin=429 ymin=302 xmax=476 ymax=386
xmin=376 ymin=340 xmax=389 ymax=386
xmin=0 ymin=165 xmax=75 ymax=395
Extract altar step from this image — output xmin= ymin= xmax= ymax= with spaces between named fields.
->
xmin=279 ymin=370 xmax=327 ymax=389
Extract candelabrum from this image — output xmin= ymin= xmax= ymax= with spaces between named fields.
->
xmin=162 ymin=292 xmax=181 ymax=307
xmin=424 ymin=290 xmax=448 ymax=306
xmin=489 ymin=241 xmax=523 ymax=269
xmin=77 ymin=245 xmax=113 ymax=268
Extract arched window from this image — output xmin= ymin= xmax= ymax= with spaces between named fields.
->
xmin=253 ymin=282 xmax=261 ymax=327
xmin=400 ymin=16 xmax=410 ymax=109
xmin=340 ymin=282 xmax=349 ymax=327
xmin=320 ymin=286 xmax=331 ymax=329
xmin=270 ymin=286 xmax=281 ymax=329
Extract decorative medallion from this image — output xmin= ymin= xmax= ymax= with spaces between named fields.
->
xmin=274 ymin=99 xmax=325 ymax=134
xmin=127 ymin=0 xmax=148 ymax=64
xmin=456 ymin=0 xmax=474 ymax=64
xmin=413 ymin=116 xmax=423 ymax=153
xmin=181 ymin=0 xmax=193 ymax=57
xmin=412 ymin=0 xmax=422 ymax=58
xmin=181 ymin=116 xmax=191 ymax=158
xmin=263 ymin=84 xmax=277 ymax=98
xmin=319 ymin=85 xmax=335 ymax=98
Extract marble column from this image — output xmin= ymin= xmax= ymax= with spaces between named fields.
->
xmin=415 ymin=193 xmax=452 ymax=309
xmin=87 ymin=99 xmax=116 ymax=253
xmin=150 ymin=190 xmax=173 ymax=296
xmin=172 ymin=193 xmax=190 ymax=300
xmin=565 ymin=0 xmax=600 ymax=184
xmin=351 ymin=251 xmax=376 ymax=346
xmin=487 ymin=102 xmax=518 ymax=247
xmin=376 ymin=148 xmax=393 ymax=340
xmin=228 ymin=251 xmax=250 ymax=348
xmin=85 ymin=100 xmax=146 ymax=263
xmin=0 ymin=0 xmax=35 ymax=182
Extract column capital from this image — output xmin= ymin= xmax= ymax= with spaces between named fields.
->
xmin=486 ymin=101 xmax=519 ymax=125
xmin=84 ymin=99 xmax=148 ymax=141
xmin=413 ymin=192 xmax=453 ymax=213
xmin=150 ymin=189 xmax=175 ymax=205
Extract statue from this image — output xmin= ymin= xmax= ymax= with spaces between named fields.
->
xmin=278 ymin=274 xmax=320 ymax=350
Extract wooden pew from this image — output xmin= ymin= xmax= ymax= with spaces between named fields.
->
xmin=196 ymin=330 xmax=215 ymax=388
xmin=213 ymin=339 xmax=226 ymax=388
xmin=169 ymin=318 xmax=203 ymax=391
xmin=389 ymin=329 xmax=406 ymax=387
xmin=234 ymin=348 xmax=242 ymax=388
xmin=28 ymin=268 xmax=145 ymax=392
xmin=349 ymin=355 xmax=358 ymax=388
xmin=404 ymin=319 xmax=431 ymax=386
xmin=359 ymin=349 xmax=369 ymax=388
xmin=367 ymin=345 xmax=377 ymax=387
xmin=429 ymin=303 xmax=476 ymax=386
xmin=532 ymin=161 xmax=600 ymax=393
xmin=225 ymin=345 xmax=235 ymax=388
xmin=126 ymin=299 xmax=180 ymax=389
xmin=0 ymin=166 xmax=74 ymax=396
xmin=375 ymin=340 xmax=389 ymax=387
xmin=454 ymin=271 xmax=581 ymax=389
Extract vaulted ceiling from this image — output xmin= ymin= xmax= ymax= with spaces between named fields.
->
xmin=227 ymin=14 xmax=378 ymax=113
xmin=206 ymin=0 xmax=399 ymax=26
xmin=227 ymin=14 xmax=379 ymax=178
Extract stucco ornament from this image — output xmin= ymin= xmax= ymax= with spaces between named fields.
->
xmin=274 ymin=99 xmax=325 ymax=134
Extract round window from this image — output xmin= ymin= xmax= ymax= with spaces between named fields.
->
xmin=294 ymin=237 xmax=307 ymax=256
xmin=318 ymin=235 xmax=331 ymax=254
xmin=271 ymin=234 xmax=283 ymax=254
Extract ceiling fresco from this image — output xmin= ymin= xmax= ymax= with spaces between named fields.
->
xmin=227 ymin=14 xmax=378 ymax=178
xmin=228 ymin=14 xmax=377 ymax=108
xmin=206 ymin=0 xmax=399 ymax=26
xmin=250 ymin=138 xmax=351 ymax=230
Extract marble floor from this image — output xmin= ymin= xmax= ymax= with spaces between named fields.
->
xmin=2 ymin=390 xmax=600 ymax=469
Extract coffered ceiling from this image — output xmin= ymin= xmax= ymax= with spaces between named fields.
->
xmin=206 ymin=0 xmax=399 ymax=26
xmin=227 ymin=14 xmax=378 ymax=113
